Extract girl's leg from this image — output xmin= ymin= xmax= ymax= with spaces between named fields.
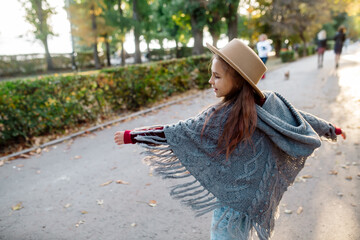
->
xmin=210 ymin=207 xmax=245 ymax=240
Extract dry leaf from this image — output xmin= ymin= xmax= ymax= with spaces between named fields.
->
xmin=75 ymin=220 xmax=85 ymax=227
xmin=43 ymin=147 xmax=50 ymax=152
xmin=116 ymin=180 xmax=129 ymax=185
xmin=350 ymin=203 xmax=357 ymax=207
xmin=148 ymin=200 xmax=157 ymax=207
xmin=131 ymin=223 xmax=137 ymax=227
xmin=110 ymin=167 xmax=117 ymax=170
xmin=148 ymin=172 xmax=153 ymax=177
xmin=97 ymin=199 xmax=104 ymax=205
xmin=296 ymin=206 xmax=303 ymax=215
xmin=329 ymin=170 xmax=338 ymax=175
xmin=302 ymin=175 xmax=313 ymax=179
xmin=0 ymin=160 xmax=4 ymax=167
xmin=345 ymin=176 xmax=352 ymax=181
xmin=36 ymin=148 xmax=42 ymax=154
xmin=36 ymin=170 xmax=41 ymax=174
xmin=284 ymin=209 xmax=292 ymax=214
xmin=100 ymin=180 xmax=113 ymax=186
xmin=64 ymin=203 xmax=71 ymax=208
xmin=19 ymin=154 xmax=30 ymax=159
xmin=12 ymin=202 xmax=23 ymax=211
xmin=16 ymin=164 xmax=24 ymax=168
xmin=341 ymin=165 xmax=349 ymax=169
xmin=81 ymin=211 xmax=88 ymax=214
xmin=336 ymin=152 xmax=342 ymax=155
xmin=145 ymin=183 xmax=152 ymax=186
xmin=337 ymin=192 xmax=344 ymax=197
xmin=74 ymin=155 xmax=82 ymax=159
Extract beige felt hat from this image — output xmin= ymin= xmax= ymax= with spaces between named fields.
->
xmin=206 ymin=39 xmax=266 ymax=99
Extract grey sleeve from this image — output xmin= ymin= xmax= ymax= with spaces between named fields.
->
xmin=298 ymin=110 xmax=337 ymax=141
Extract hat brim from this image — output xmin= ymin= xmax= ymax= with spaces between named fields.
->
xmin=206 ymin=42 xmax=266 ymax=99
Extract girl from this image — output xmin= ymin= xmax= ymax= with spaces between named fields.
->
xmin=114 ymin=39 xmax=345 ymax=240
xmin=317 ymin=30 xmax=327 ymax=68
xmin=256 ymin=34 xmax=272 ymax=79
xmin=334 ymin=26 xmax=346 ymax=68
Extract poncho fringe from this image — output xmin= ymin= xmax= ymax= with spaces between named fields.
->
xmin=135 ymin=133 xmax=273 ymax=240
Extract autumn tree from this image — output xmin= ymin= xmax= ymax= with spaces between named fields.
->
xmin=19 ymin=0 xmax=56 ymax=71
xmin=68 ymin=0 xmax=107 ymax=69
xmin=267 ymin=0 xmax=331 ymax=56
xmin=184 ymin=0 xmax=207 ymax=55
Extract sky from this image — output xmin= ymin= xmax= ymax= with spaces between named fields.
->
xmin=0 ymin=0 xmax=231 ymax=56
xmin=0 ymin=0 xmax=73 ymax=55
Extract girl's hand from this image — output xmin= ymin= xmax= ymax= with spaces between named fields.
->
xmin=341 ymin=131 xmax=346 ymax=140
xmin=114 ymin=131 xmax=125 ymax=145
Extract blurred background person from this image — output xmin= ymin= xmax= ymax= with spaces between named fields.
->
xmin=317 ymin=30 xmax=327 ymax=68
xmin=257 ymin=34 xmax=272 ymax=79
xmin=334 ymin=26 xmax=346 ymax=68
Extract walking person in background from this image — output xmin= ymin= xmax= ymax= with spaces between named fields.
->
xmin=317 ymin=30 xmax=327 ymax=68
xmin=114 ymin=39 xmax=346 ymax=240
xmin=256 ymin=34 xmax=272 ymax=79
xmin=334 ymin=26 xmax=346 ymax=68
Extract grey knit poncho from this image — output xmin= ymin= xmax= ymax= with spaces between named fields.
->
xmin=132 ymin=91 xmax=338 ymax=240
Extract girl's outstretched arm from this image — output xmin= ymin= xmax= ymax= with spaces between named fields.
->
xmin=114 ymin=126 xmax=166 ymax=145
xmin=298 ymin=110 xmax=346 ymax=140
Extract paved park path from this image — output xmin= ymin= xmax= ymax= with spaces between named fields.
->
xmin=1 ymin=43 xmax=359 ymax=240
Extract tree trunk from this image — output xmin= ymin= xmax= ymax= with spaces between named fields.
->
xmin=105 ymin=36 xmax=111 ymax=67
xmin=43 ymin=37 xmax=54 ymax=71
xmin=191 ymin=15 xmax=204 ymax=55
xmin=91 ymin=4 xmax=101 ymax=69
xmin=227 ymin=2 xmax=239 ymax=41
xmin=120 ymin=40 xmax=126 ymax=66
xmin=133 ymin=0 xmax=142 ymax=64
xmin=300 ymin=32 xmax=307 ymax=57
xmin=118 ymin=0 xmax=126 ymax=66
xmin=210 ymin=31 xmax=219 ymax=48
xmin=175 ymin=40 xmax=180 ymax=58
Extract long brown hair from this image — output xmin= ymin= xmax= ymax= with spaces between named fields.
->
xmin=203 ymin=55 xmax=258 ymax=159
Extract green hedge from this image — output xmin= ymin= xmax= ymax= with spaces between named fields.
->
xmin=0 ymin=55 xmax=211 ymax=148
xmin=279 ymin=50 xmax=295 ymax=62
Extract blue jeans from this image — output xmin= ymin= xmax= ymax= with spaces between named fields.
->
xmin=210 ymin=207 xmax=247 ymax=240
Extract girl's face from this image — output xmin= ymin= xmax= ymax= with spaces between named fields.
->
xmin=209 ymin=58 xmax=235 ymax=98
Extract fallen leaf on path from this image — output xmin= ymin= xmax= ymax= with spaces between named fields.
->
xmin=345 ymin=176 xmax=352 ymax=181
xmin=301 ymin=175 xmax=313 ymax=179
xmin=131 ymin=223 xmax=137 ymax=227
xmin=341 ymin=165 xmax=349 ymax=169
xmin=148 ymin=200 xmax=157 ymax=207
xmin=352 ymin=162 xmax=358 ymax=166
xmin=284 ymin=209 xmax=292 ymax=214
xmin=81 ymin=211 xmax=88 ymax=214
xmin=336 ymin=152 xmax=342 ymax=155
xmin=75 ymin=220 xmax=85 ymax=227
xmin=64 ymin=203 xmax=71 ymax=208
xmin=11 ymin=202 xmax=23 ymax=211
xmin=97 ymin=199 xmax=104 ymax=205
xmin=329 ymin=170 xmax=338 ymax=175
xmin=16 ymin=164 xmax=24 ymax=168
xmin=350 ymin=203 xmax=357 ymax=207
xmin=148 ymin=172 xmax=153 ymax=177
xmin=0 ymin=160 xmax=5 ymax=167
xmin=74 ymin=155 xmax=82 ymax=159
xmin=110 ymin=166 xmax=117 ymax=170
xmin=100 ymin=180 xmax=113 ymax=186
xmin=19 ymin=154 xmax=30 ymax=159
xmin=337 ymin=192 xmax=344 ymax=197
xmin=36 ymin=148 xmax=42 ymax=154
xmin=296 ymin=206 xmax=303 ymax=215
xmin=145 ymin=183 xmax=151 ymax=186
xmin=43 ymin=147 xmax=50 ymax=152
xmin=116 ymin=180 xmax=129 ymax=185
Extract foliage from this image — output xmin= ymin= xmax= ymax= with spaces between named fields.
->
xmin=279 ymin=49 xmax=295 ymax=62
xmin=0 ymin=55 xmax=211 ymax=148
